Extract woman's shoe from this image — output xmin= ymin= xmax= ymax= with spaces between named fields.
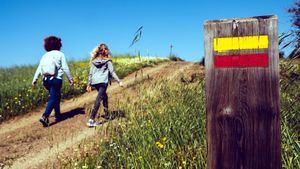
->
xmin=39 ymin=116 xmax=49 ymax=127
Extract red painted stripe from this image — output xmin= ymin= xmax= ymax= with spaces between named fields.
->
xmin=214 ymin=53 xmax=268 ymax=68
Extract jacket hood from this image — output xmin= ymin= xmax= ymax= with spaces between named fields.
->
xmin=92 ymin=58 xmax=111 ymax=68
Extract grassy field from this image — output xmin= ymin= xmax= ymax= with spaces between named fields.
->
xmin=280 ymin=59 xmax=300 ymax=168
xmin=0 ymin=56 xmax=298 ymax=168
xmin=59 ymin=64 xmax=206 ymax=168
xmin=59 ymin=60 xmax=299 ymax=169
xmin=0 ymin=55 xmax=167 ymax=123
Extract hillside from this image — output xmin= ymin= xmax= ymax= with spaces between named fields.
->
xmin=0 ymin=59 xmax=299 ymax=169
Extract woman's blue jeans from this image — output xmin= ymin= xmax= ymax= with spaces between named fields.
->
xmin=43 ymin=77 xmax=62 ymax=118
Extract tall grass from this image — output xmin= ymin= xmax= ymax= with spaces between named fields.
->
xmin=280 ymin=59 xmax=300 ymax=169
xmin=61 ymin=60 xmax=299 ymax=169
xmin=61 ymin=70 xmax=206 ymax=168
xmin=0 ymin=55 xmax=167 ymax=123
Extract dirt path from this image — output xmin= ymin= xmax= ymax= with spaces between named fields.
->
xmin=0 ymin=61 xmax=199 ymax=169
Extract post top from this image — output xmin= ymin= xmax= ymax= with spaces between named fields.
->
xmin=204 ymin=15 xmax=277 ymax=25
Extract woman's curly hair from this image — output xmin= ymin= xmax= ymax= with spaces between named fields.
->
xmin=44 ymin=36 xmax=62 ymax=51
xmin=90 ymin=43 xmax=112 ymax=62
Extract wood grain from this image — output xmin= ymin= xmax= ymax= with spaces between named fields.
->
xmin=204 ymin=15 xmax=281 ymax=169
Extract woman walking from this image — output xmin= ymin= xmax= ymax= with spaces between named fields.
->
xmin=86 ymin=43 xmax=123 ymax=127
xmin=32 ymin=36 xmax=73 ymax=127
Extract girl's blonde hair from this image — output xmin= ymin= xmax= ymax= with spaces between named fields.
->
xmin=90 ymin=43 xmax=112 ymax=62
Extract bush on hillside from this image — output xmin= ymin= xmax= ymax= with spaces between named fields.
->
xmin=168 ymin=55 xmax=184 ymax=61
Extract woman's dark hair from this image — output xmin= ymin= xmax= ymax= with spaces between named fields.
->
xmin=44 ymin=36 xmax=62 ymax=51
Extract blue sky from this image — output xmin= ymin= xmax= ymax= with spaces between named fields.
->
xmin=0 ymin=0 xmax=295 ymax=67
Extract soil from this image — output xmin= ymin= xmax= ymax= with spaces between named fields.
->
xmin=0 ymin=61 xmax=203 ymax=169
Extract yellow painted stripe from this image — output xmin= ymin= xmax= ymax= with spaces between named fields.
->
xmin=214 ymin=35 xmax=268 ymax=52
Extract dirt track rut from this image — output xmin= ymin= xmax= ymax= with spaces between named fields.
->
xmin=0 ymin=61 xmax=198 ymax=169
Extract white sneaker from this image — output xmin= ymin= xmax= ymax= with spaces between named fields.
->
xmin=86 ymin=119 xmax=97 ymax=127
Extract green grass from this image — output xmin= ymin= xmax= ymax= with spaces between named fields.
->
xmin=280 ymin=59 xmax=300 ymax=168
xmin=60 ymin=70 xmax=206 ymax=168
xmin=2 ymin=56 xmax=298 ymax=168
xmin=0 ymin=55 xmax=167 ymax=123
xmin=61 ymin=60 xmax=299 ymax=169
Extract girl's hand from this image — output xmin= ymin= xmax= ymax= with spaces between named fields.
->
xmin=119 ymin=81 xmax=124 ymax=87
xmin=86 ymin=85 xmax=92 ymax=92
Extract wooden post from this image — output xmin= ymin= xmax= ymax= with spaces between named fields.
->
xmin=204 ymin=15 xmax=281 ymax=169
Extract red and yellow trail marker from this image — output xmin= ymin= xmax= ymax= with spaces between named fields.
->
xmin=205 ymin=16 xmax=281 ymax=169
xmin=213 ymin=35 xmax=269 ymax=68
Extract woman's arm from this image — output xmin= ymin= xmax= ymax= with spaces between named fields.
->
xmin=32 ymin=63 xmax=42 ymax=85
xmin=60 ymin=54 xmax=73 ymax=83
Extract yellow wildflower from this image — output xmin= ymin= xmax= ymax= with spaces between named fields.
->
xmin=156 ymin=141 xmax=164 ymax=149
xmin=182 ymin=159 xmax=187 ymax=166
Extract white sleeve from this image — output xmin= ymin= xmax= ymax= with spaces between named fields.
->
xmin=32 ymin=62 xmax=42 ymax=84
xmin=60 ymin=54 xmax=73 ymax=81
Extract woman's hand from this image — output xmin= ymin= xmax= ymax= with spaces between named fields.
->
xmin=69 ymin=79 xmax=74 ymax=86
xmin=32 ymin=81 xmax=37 ymax=89
xmin=86 ymin=85 xmax=92 ymax=92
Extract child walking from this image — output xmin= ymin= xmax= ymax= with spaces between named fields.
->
xmin=86 ymin=43 xmax=123 ymax=127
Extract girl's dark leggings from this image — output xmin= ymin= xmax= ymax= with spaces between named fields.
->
xmin=90 ymin=83 xmax=108 ymax=120
xmin=43 ymin=77 xmax=62 ymax=118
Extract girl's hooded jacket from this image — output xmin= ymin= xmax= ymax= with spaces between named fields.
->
xmin=88 ymin=58 xmax=120 ymax=85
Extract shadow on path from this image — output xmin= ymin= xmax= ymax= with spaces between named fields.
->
xmin=94 ymin=110 xmax=126 ymax=126
xmin=49 ymin=107 xmax=85 ymax=126
xmin=109 ymin=110 xmax=125 ymax=120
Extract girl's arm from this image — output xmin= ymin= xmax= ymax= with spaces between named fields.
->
xmin=86 ymin=65 xmax=94 ymax=92
xmin=107 ymin=61 xmax=121 ymax=83
xmin=88 ymin=65 xmax=93 ymax=86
